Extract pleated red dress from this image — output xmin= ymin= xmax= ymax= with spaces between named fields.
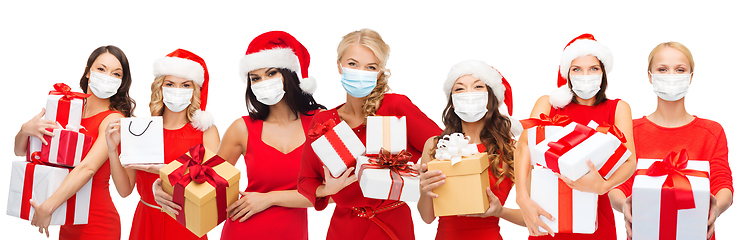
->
xmin=60 ymin=110 xmax=121 ymax=240
xmin=220 ymin=110 xmax=318 ymax=240
xmin=528 ymin=99 xmax=620 ymax=240
xmin=128 ymin=123 xmax=206 ymax=240
xmin=298 ymin=94 xmax=442 ymax=240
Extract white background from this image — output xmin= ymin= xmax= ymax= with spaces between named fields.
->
xmin=1 ymin=0 xmax=739 ymax=239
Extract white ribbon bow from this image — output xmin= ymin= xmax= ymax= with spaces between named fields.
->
xmin=434 ymin=133 xmax=479 ymax=165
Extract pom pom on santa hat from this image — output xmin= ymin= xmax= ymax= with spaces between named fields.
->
xmin=153 ymin=49 xmax=214 ymax=131
xmin=239 ymin=31 xmax=316 ymax=94
xmin=550 ymin=33 xmax=613 ymax=108
xmin=443 ymin=59 xmax=521 ymax=136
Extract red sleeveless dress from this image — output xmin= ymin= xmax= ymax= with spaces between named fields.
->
xmin=60 ymin=110 xmax=121 ymax=240
xmin=128 ymin=123 xmax=206 ymax=240
xmin=528 ymin=99 xmax=620 ymax=240
xmin=220 ymin=111 xmax=318 ymax=240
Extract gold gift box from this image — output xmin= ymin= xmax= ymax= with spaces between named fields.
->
xmin=159 ymin=147 xmax=240 ymax=237
xmin=428 ymin=152 xmax=489 ymax=216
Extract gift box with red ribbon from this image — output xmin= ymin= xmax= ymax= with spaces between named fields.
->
xmin=355 ymin=149 xmax=419 ymax=202
xmin=159 ymin=144 xmax=240 ymax=237
xmin=632 ymin=150 xmax=709 ymax=240
xmin=366 ymin=116 xmax=406 ymax=155
xmin=27 ymin=83 xmax=90 ymax=163
xmin=529 ymin=120 xmax=631 ymax=180
xmin=6 ymin=161 xmax=92 ymax=225
xmin=530 ymin=166 xmax=598 ymax=234
xmin=27 ymin=128 xmax=93 ymax=167
xmin=521 ymin=114 xmax=573 ymax=165
xmin=309 ymin=119 xmax=366 ymax=178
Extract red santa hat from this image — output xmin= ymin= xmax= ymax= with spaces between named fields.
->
xmin=550 ymin=33 xmax=613 ymax=108
xmin=152 ymin=49 xmax=213 ymax=131
xmin=444 ymin=59 xmax=521 ymax=136
xmin=239 ymin=31 xmax=316 ymax=93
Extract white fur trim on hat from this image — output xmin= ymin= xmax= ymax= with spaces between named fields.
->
xmin=239 ymin=48 xmax=299 ymax=81
xmin=549 ymin=85 xmax=574 ymax=108
xmin=299 ymin=76 xmax=317 ymax=94
xmin=559 ymin=39 xmax=613 ymax=80
xmin=508 ymin=114 xmax=523 ymax=138
xmin=190 ymin=110 xmax=214 ymax=132
xmin=444 ymin=60 xmax=504 ymax=104
xmin=153 ymin=57 xmax=205 ymax=86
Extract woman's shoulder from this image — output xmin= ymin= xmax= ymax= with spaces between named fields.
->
xmin=692 ymin=117 xmax=725 ymax=134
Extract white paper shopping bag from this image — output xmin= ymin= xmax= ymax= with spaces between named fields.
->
xmin=119 ymin=117 xmax=164 ymax=165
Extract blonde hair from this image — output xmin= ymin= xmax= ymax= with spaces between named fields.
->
xmin=647 ymin=42 xmax=695 ymax=72
xmin=337 ymin=29 xmax=391 ymax=118
xmin=149 ymin=75 xmax=202 ymax=122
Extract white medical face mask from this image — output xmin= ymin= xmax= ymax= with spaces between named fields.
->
xmin=89 ymin=71 xmax=122 ymax=99
xmin=651 ymin=72 xmax=691 ymax=101
xmin=251 ymin=77 xmax=285 ymax=106
xmin=452 ymin=92 xmax=488 ymax=123
xmin=340 ymin=66 xmax=379 ymax=98
xmin=570 ymin=74 xmax=602 ymax=99
xmin=162 ymin=87 xmax=193 ymax=113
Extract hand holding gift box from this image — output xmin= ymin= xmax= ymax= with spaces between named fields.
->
xmin=520 ymin=113 xmax=573 ymax=147
xmin=27 ymin=83 xmax=90 ymax=162
xmin=427 ymin=133 xmax=490 ymax=216
xmin=355 ymin=149 xmax=420 ymax=202
xmin=632 ymin=150 xmax=709 ymax=240
xmin=366 ymin=116 xmax=407 ymax=155
xmin=27 ymin=126 xmax=94 ymax=168
xmin=309 ymin=119 xmax=365 ymax=178
xmin=119 ymin=116 xmax=165 ymax=165
xmin=530 ymin=166 xmax=598 ymax=234
xmin=529 ymin=120 xmax=631 ymax=180
xmin=159 ymin=144 xmax=240 ymax=237
xmin=7 ymin=161 xmax=92 ymax=225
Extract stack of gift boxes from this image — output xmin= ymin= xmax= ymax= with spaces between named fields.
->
xmin=7 ymin=83 xmax=94 ymax=225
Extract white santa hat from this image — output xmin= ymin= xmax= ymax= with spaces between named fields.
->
xmin=152 ymin=49 xmax=214 ymax=131
xmin=550 ymin=33 xmax=613 ymax=108
xmin=443 ymin=59 xmax=522 ymax=136
xmin=239 ymin=31 xmax=316 ymax=93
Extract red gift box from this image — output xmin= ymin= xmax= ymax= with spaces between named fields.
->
xmin=27 ymin=128 xmax=93 ymax=167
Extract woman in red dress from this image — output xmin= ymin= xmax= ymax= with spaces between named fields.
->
xmin=417 ymin=60 xmax=525 ymax=240
xmin=105 ymin=49 xmax=219 ymax=240
xmin=297 ymin=28 xmax=441 ymax=240
xmin=13 ymin=45 xmax=136 ymax=239
xmin=513 ymin=34 xmax=637 ymax=239
xmin=155 ymin=31 xmax=325 ymax=240
xmin=609 ymin=42 xmax=733 ymax=240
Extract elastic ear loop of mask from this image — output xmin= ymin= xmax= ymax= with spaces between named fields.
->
xmin=129 ymin=120 xmax=153 ymax=137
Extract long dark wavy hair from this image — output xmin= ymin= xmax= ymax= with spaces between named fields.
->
xmin=568 ymin=60 xmax=608 ymax=106
xmin=430 ymin=86 xmax=515 ymax=186
xmin=79 ymin=45 xmax=136 ymax=117
xmin=246 ymin=68 xmax=325 ymax=120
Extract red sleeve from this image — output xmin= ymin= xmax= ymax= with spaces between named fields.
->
xmin=709 ymin=126 xmax=733 ymax=196
xmin=391 ymin=94 xmax=442 ymax=163
xmin=297 ymin=113 xmax=330 ymax=210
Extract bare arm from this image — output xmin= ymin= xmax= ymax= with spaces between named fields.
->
xmin=202 ymin=125 xmax=220 ymax=153
xmin=105 ymin=119 xmax=137 ymax=197
xmin=416 ymin=137 xmax=439 ymax=224
xmin=217 ymin=118 xmax=247 ymax=166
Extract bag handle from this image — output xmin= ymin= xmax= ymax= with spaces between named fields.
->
xmin=129 ymin=120 xmax=154 ymax=137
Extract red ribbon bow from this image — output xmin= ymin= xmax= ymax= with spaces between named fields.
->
xmin=308 ymin=119 xmax=338 ymax=139
xmin=49 ymin=83 xmax=91 ymax=101
xmin=520 ymin=113 xmax=572 ymax=144
xmin=543 ymin=123 xmax=596 ymax=173
xmin=595 ymin=123 xmax=627 ymax=143
xmin=168 ymin=144 xmax=229 ymax=226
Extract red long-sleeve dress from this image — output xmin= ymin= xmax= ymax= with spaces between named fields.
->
xmin=298 ymin=94 xmax=441 ymax=240
xmin=128 ymin=123 xmax=206 ymax=240
xmin=60 ymin=110 xmax=121 ymax=240
xmin=615 ymin=116 xmax=733 ymax=240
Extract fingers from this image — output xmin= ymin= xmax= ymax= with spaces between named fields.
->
xmin=707 ymin=222 xmax=715 ymax=240
xmin=232 ymin=201 xmax=251 ymax=221
xmin=625 ymin=216 xmax=633 ymax=239
xmin=35 ymin=108 xmax=46 ymax=119
xmin=708 ymin=194 xmax=718 ymax=226
xmin=322 ymin=166 xmax=332 ymax=178
xmin=341 ymin=167 xmax=355 ymax=179
xmin=486 ymin=187 xmax=498 ymax=202
xmin=240 ymin=209 xmax=258 ymax=222
xmin=44 ymin=226 xmax=50 ymax=238
xmin=586 ymin=159 xmax=598 ymax=172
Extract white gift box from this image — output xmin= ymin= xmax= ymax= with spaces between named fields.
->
xmin=120 ymin=117 xmax=165 ymax=165
xmin=530 ymin=121 xmax=631 ymax=180
xmin=7 ymin=161 xmax=92 ymax=225
xmin=311 ymin=121 xmax=366 ymax=178
xmin=530 ymin=167 xmax=598 ymax=234
xmin=366 ymin=116 xmax=407 ymax=155
xmin=355 ymin=156 xmax=420 ymax=202
xmin=526 ymin=124 xmax=568 ymax=165
xmin=632 ymin=158 xmax=710 ymax=240
xmin=46 ymin=93 xmax=85 ymax=129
